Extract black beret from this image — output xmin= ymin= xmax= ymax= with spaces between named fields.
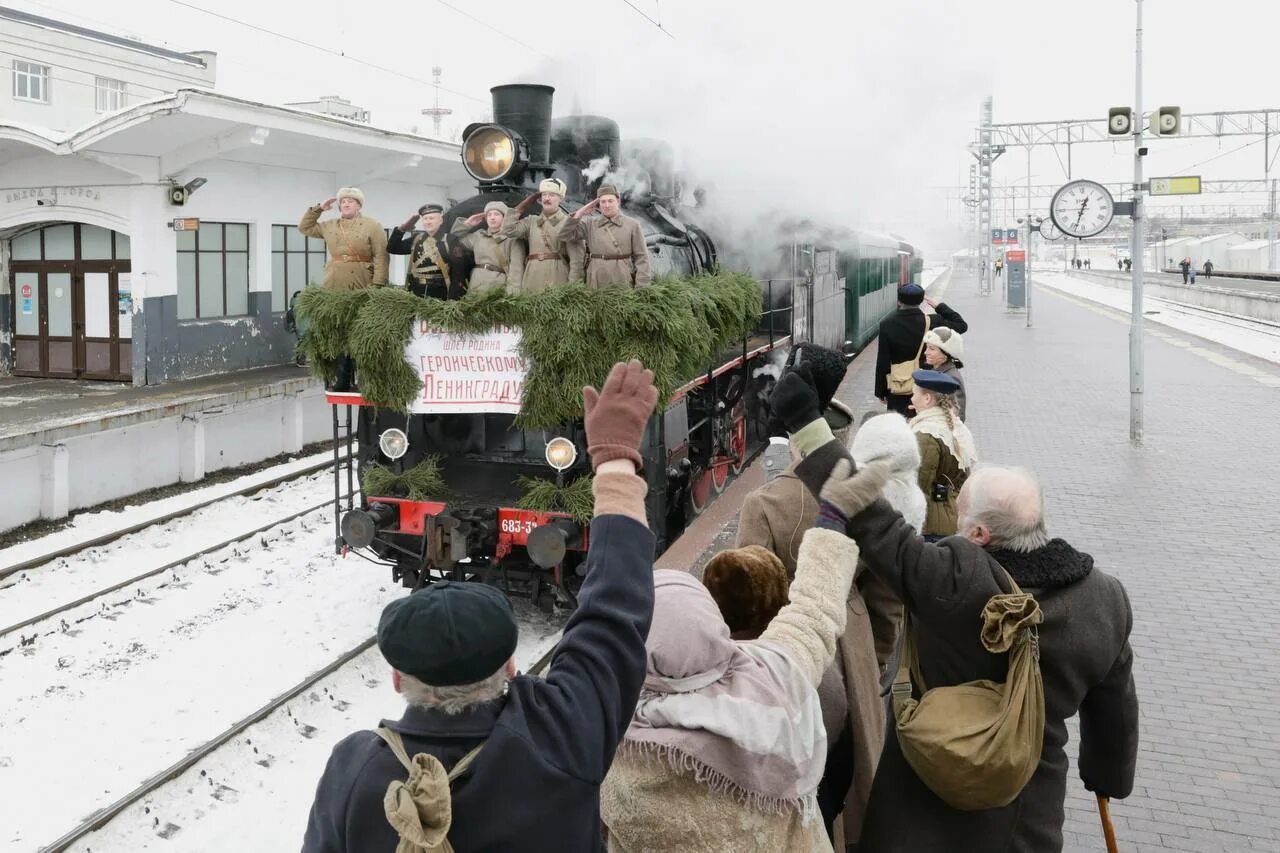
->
xmin=912 ymin=369 xmax=961 ymax=394
xmin=419 ymin=203 xmax=445 ymax=215
xmin=897 ymin=283 xmax=925 ymax=306
xmin=377 ymin=582 xmax=518 ymax=686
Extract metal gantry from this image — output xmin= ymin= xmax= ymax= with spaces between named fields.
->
xmin=971 ymin=96 xmax=1005 ymax=296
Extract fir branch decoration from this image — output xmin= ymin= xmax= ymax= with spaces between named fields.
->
xmin=295 ymin=272 xmax=763 ymax=427
xmin=362 ymin=456 xmax=448 ymax=501
xmin=515 ymin=475 xmax=595 ymax=524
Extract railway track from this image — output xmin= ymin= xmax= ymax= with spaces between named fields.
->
xmin=0 ymin=495 xmax=348 ymax=646
xmin=41 ymin=632 xmax=564 ymax=853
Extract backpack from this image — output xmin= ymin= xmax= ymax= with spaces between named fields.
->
xmin=374 ymin=727 xmax=486 ymax=853
xmin=886 ymin=315 xmax=930 ymax=396
xmin=889 ymin=564 xmax=1045 ymax=811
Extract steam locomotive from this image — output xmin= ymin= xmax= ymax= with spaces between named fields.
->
xmin=327 ymin=84 xmax=919 ymax=610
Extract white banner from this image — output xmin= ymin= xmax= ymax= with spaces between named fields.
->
xmin=407 ymin=322 xmax=527 ymax=414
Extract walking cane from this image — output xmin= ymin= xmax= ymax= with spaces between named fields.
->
xmin=1097 ymin=795 xmax=1119 ymax=853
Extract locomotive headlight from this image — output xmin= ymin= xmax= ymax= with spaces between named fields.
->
xmin=545 ymin=437 xmax=577 ymax=471
xmin=378 ymin=428 xmax=409 ymax=460
xmin=463 ymin=126 xmax=517 ymax=181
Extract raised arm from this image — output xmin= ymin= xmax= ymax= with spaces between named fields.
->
xmin=926 ymin=297 xmax=968 ymax=334
xmin=299 ymin=203 xmax=327 ymax=239
xmin=520 ymin=360 xmax=659 ymax=783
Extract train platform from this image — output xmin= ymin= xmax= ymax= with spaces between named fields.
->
xmin=0 ymin=364 xmax=332 ymax=533
xmin=691 ymin=269 xmax=1280 ymax=852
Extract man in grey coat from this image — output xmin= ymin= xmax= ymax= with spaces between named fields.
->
xmin=768 ymin=369 xmax=1139 ymax=853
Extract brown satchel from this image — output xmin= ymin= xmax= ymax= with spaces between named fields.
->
xmin=890 ymin=565 xmax=1045 ymax=811
xmin=375 ymin=727 xmax=485 ymax=853
xmin=886 ymin=315 xmax=930 ymax=395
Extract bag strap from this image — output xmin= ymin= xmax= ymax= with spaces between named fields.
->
xmin=914 ymin=314 xmax=932 ymax=363
xmin=890 ymin=613 xmax=922 ymax=711
xmin=375 ymin=727 xmax=486 ymax=781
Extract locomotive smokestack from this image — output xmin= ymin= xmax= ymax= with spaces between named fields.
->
xmin=491 ymin=84 xmax=554 ymax=167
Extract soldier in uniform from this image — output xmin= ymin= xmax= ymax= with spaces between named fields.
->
xmin=451 ymin=201 xmax=525 ymax=294
xmin=298 ymin=187 xmax=389 ymax=290
xmin=387 ymin=203 xmax=468 ymax=300
xmin=561 ymin=184 xmax=653 ymax=289
xmin=500 ymin=178 xmax=584 ymax=293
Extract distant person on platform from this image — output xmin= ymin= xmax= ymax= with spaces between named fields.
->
xmin=994 ymin=258 xmax=1003 ymax=278
xmin=302 ymin=359 xmax=661 ymax=853
xmin=561 ymin=184 xmax=653 ymax=289
xmin=875 ymin=283 xmax=968 ymax=418
xmin=387 ymin=203 xmax=468 ymax=300
xmin=1203 ymin=259 xmax=1214 ymax=278
xmin=501 ymin=178 xmax=585 ymax=293
xmin=1124 ymin=257 xmax=1132 ymax=272
xmin=299 ymin=187 xmax=389 ymax=291
xmin=452 ymin=201 xmax=525 ymax=294
xmin=1117 ymin=259 xmax=1123 ymax=271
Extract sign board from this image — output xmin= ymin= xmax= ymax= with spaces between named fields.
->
xmin=408 ymin=324 xmax=526 ymax=414
xmin=1006 ymin=252 xmax=1026 ymax=309
xmin=171 ymin=217 xmax=200 ymax=231
xmin=21 ymin=298 xmax=33 ymax=315
xmin=20 ymin=283 xmax=32 ymax=298
xmin=1006 ymin=250 xmax=1026 ymax=262
xmin=1006 ymin=228 xmax=1019 ymax=244
xmin=991 ymin=228 xmax=1005 ymax=245
xmin=1149 ymin=176 xmax=1201 ymax=196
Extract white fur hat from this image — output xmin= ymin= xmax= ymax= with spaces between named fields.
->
xmin=336 ymin=187 xmax=365 ymax=205
xmin=923 ymin=327 xmax=964 ymax=358
xmin=539 ymin=178 xmax=567 ymax=197
xmin=850 ymin=413 xmax=927 ymax=532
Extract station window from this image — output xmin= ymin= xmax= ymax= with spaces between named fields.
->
xmin=176 ymin=223 xmax=250 ymax=320
xmin=94 ymin=77 xmax=127 ymax=113
xmin=270 ymin=225 xmax=328 ymax=311
xmin=13 ymin=60 xmax=50 ymax=103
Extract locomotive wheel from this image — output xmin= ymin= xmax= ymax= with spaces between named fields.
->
xmin=688 ymin=468 xmax=715 ymax=515
xmin=729 ymin=408 xmax=748 ymax=475
xmin=710 ymin=458 xmax=729 ymax=493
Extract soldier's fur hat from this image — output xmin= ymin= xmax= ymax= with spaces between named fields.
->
xmin=596 ymin=184 xmax=620 ymax=199
xmin=539 ymin=178 xmax=567 ymax=197
xmin=336 ymin=187 xmax=365 ymax=206
xmin=483 ymin=201 xmax=508 ymax=215
xmin=702 ymin=545 xmax=790 ymax=640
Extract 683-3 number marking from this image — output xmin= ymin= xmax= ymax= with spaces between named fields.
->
xmin=500 ymin=517 xmax=538 ymax=535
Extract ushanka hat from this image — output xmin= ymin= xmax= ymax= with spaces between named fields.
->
xmin=596 ymin=183 xmax=620 ymax=199
xmin=336 ymin=187 xmax=365 ymax=205
xmin=897 ymin=283 xmax=925 ymax=306
xmin=922 ymin=327 xmax=964 ymax=358
xmin=483 ymin=200 xmax=509 ymax=214
xmin=377 ymin=582 xmax=518 ymax=686
xmin=912 ymin=369 xmax=962 ymax=395
xmin=539 ymin=178 xmax=567 ymax=196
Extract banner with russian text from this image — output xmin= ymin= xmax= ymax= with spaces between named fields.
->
xmin=407 ymin=323 xmax=527 ymax=414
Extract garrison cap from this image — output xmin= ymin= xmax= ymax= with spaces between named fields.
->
xmin=539 ymin=178 xmax=567 ymax=196
xmin=419 ymin=203 xmax=444 ymax=215
xmin=377 ymin=582 xmax=518 ymax=686
xmin=912 ymin=369 xmax=962 ymax=395
xmin=596 ymin=183 xmax=620 ymax=199
xmin=897 ymin=283 xmax=925 ymax=306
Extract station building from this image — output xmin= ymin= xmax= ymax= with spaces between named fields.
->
xmin=0 ymin=6 xmax=471 ymax=385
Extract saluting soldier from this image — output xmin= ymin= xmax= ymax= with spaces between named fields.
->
xmin=561 ymin=184 xmax=653 ymax=289
xmin=500 ymin=178 xmax=584 ymax=294
xmin=451 ymin=201 xmax=524 ymax=294
xmin=387 ymin=203 xmax=468 ymax=300
xmin=298 ymin=187 xmax=389 ymax=290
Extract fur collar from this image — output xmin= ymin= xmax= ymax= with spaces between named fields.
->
xmin=986 ymin=538 xmax=1093 ymax=589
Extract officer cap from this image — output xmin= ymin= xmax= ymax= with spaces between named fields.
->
xmin=897 ymin=283 xmax=925 ymax=306
xmin=377 ymin=582 xmax=519 ymax=686
xmin=596 ymin=184 xmax=620 ymax=199
xmin=911 ymin=369 xmax=961 ymax=395
xmin=419 ymin=203 xmax=444 ymax=215
xmin=539 ymin=178 xmax=567 ymax=197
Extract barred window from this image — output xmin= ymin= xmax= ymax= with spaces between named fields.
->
xmin=176 ymin=223 xmax=250 ymax=320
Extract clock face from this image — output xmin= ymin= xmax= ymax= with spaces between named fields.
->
xmin=1050 ymin=180 xmax=1115 ymax=239
xmin=1038 ymin=219 xmax=1063 ymax=240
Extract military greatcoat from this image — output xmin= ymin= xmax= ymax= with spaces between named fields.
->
xmin=560 ymin=212 xmax=653 ymax=289
xmin=499 ymin=209 xmax=584 ymax=293
xmin=451 ymin=220 xmax=525 ymax=294
xmin=299 ymin=205 xmax=389 ymax=291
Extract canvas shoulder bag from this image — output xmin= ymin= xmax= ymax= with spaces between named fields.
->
xmin=374 ymin=727 xmax=486 ymax=853
xmin=890 ymin=564 xmax=1046 ymax=811
xmin=887 ymin=315 xmax=930 ymax=395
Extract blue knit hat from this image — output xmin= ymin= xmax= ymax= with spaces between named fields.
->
xmin=912 ymin=369 xmax=961 ymax=394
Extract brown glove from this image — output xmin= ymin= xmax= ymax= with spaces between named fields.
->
xmin=818 ymin=458 xmax=893 ymax=520
xmin=582 ymin=359 xmax=658 ymax=471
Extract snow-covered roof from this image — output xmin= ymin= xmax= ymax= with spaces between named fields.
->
xmin=0 ymin=4 xmax=208 ymax=67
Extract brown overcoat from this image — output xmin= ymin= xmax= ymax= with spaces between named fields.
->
xmin=499 ymin=209 xmax=584 ymax=293
xmin=298 ymin=205 xmax=389 ymax=290
xmin=736 ymin=467 xmax=902 ymax=843
xmin=559 ymin=212 xmax=653 ymax=289
xmin=451 ymin=220 xmax=524 ymax=294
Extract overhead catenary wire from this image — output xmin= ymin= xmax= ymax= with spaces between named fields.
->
xmin=432 ymin=0 xmax=557 ymax=63
xmin=618 ymin=0 xmax=675 ymax=38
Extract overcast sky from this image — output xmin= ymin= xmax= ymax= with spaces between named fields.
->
xmin=12 ymin=0 xmax=1280 ymax=251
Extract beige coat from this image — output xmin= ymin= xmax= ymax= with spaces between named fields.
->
xmin=298 ymin=205 xmax=389 ymax=290
xmin=451 ymin=220 xmax=525 ymax=294
xmin=737 ymin=468 xmax=903 ymax=844
xmin=499 ymin=208 xmax=584 ymax=293
xmin=560 ymin=212 xmax=653 ymax=289
xmin=602 ymin=528 xmax=858 ymax=853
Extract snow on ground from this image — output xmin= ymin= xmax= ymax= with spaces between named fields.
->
xmin=67 ymin=607 xmax=563 ymax=852
xmin=0 ymin=449 xmax=345 ymax=572
xmin=0 ymin=508 xmax=401 ymax=851
xmin=0 ymin=471 xmax=338 ymax=636
xmin=920 ymin=265 xmax=949 ymax=291
xmin=1035 ymin=272 xmax=1280 ymax=366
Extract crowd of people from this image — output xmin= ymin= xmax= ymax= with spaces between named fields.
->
xmin=299 ymin=276 xmax=1140 ymax=852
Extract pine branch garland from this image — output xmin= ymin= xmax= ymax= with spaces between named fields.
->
xmin=362 ymin=456 xmax=448 ymax=501
xmin=515 ymin=475 xmax=595 ymax=524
